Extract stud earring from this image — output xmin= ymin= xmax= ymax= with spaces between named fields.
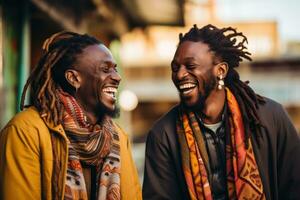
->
xmin=218 ymin=75 xmax=224 ymax=90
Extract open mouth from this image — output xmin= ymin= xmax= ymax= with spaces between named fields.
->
xmin=178 ymin=83 xmax=197 ymax=95
xmin=102 ymin=87 xmax=117 ymax=100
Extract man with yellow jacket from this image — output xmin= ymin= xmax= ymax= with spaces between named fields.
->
xmin=0 ymin=31 xmax=141 ymax=200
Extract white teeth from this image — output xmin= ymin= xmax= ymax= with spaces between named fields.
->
xmin=179 ymin=83 xmax=196 ymax=90
xmin=106 ymin=93 xmax=115 ymax=98
xmin=102 ymin=87 xmax=117 ymax=93
xmin=102 ymin=87 xmax=117 ymax=99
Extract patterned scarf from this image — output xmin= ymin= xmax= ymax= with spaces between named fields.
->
xmin=57 ymin=90 xmax=121 ymax=200
xmin=177 ymin=88 xmax=265 ymax=200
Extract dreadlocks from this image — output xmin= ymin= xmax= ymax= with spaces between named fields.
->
xmin=20 ymin=31 xmax=101 ymax=126
xmin=179 ymin=24 xmax=266 ymax=144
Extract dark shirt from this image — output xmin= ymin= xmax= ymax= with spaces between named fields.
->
xmin=198 ymin=119 xmax=228 ymax=200
xmin=196 ymin=104 xmax=229 ymax=200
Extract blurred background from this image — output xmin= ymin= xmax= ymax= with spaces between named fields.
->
xmin=1 ymin=0 xmax=300 ymax=183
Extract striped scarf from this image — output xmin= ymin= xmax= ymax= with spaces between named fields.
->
xmin=57 ymin=90 xmax=121 ymax=200
xmin=177 ymin=88 xmax=265 ymax=200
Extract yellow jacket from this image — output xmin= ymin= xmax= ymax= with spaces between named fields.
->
xmin=0 ymin=107 xmax=142 ymax=200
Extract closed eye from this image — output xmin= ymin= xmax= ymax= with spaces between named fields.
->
xmin=102 ymin=66 xmax=109 ymax=73
xmin=186 ymin=63 xmax=196 ymax=70
xmin=100 ymin=63 xmax=117 ymax=73
xmin=171 ymin=61 xmax=179 ymax=72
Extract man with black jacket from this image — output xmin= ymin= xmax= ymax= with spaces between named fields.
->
xmin=143 ymin=24 xmax=300 ymax=200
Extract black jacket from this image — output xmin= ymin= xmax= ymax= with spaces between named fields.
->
xmin=142 ymin=98 xmax=300 ymax=200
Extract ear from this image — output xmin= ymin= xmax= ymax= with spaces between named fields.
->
xmin=215 ymin=62 xmax=228 ymax=78
xmin=65 ymin=69 xmax=81 ymax=90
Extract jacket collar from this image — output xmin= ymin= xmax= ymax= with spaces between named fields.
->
xmin=27 ymin=106 xmax=68 ymax=139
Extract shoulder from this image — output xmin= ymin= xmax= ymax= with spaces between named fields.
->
xmin=257 ymin=97 xmax=297 ymax=137
xmin=258 ymin=97 xmax=284 ymax=114
xmin=257 ymin=97 xmax=290 ymax=124
xmin=6 ymin=106 xmax=44 ymax=127
xmin=0 ymin=107 xmax=49 ymax=146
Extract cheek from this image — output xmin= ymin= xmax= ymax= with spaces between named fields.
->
xmin=171 ymin=74 xmax=177 ymax=84
xmin=201 ymin=73 xmax=217 ymax=94
xmin=194 ymin=69 xmax=213 ymax=86
xmin=192 ymin=73 xmax=204 ymax=88
xmin=96 ymin=80 xmax=102 ymax=96
xmin=95 ymin=76 xmax=107 ymax=97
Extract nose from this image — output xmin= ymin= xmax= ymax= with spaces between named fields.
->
xmin=176 ymin=65 xmax=188 ymax=80
xmin=111 ymin=70 xmax=121 ymax=83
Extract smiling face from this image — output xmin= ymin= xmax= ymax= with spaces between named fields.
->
xmin=72 ymin=44 xmax=121 ymax=118
xmin=171 ymin=41 xmax=218 ymax=110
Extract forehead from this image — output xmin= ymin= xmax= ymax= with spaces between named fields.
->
xmin=75 ymin=44 xmax=115 ymax=67
xmin=173 ymin=41 xmax=212 ymax=61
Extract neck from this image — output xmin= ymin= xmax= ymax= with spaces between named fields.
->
xmin=200 ymin=89 xmax=226 ymax=124
xmin=76 ymin=99 xmax=104 ymax=125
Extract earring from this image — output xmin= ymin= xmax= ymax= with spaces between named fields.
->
xmin=218 ymin=75 xmax=224 ymax=90
xmin=74 ymin=86 xmax=78 ymax=93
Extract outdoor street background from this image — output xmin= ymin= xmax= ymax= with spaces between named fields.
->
xmin=1 ymin=0 xmax=300 ymax=183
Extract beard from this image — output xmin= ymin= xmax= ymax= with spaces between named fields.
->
xmin=181 ymin=74 xmax=217 ymax=114
xmin=95 ymin=86 xmax=120 ymax=120
xmin=106 ymin=106 xmax=120 ymax=118
xmin=97 ymin=102 xmax=120 ymax=119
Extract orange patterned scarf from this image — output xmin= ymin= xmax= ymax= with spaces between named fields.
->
xmin=177 ymin=88 xmax=265 ymax=200
xmin=57 ymin=90 xmax=121 ymax=200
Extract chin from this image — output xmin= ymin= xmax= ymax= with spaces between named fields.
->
xmin=180 ymin=95 xmax=206 ymax=112
xmin=106 ymin=106 xmax=120 ymax=118
xmin=98 ymin=103 xmax=120 ymax=119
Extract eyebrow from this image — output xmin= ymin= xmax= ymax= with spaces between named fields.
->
xmin=97 ymin=60 xmax=117 ymax=67
xmin=183 ymin=57 xmax=196 ymax=62
xmin=171 ymin=57 xmax=196 ymax=65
